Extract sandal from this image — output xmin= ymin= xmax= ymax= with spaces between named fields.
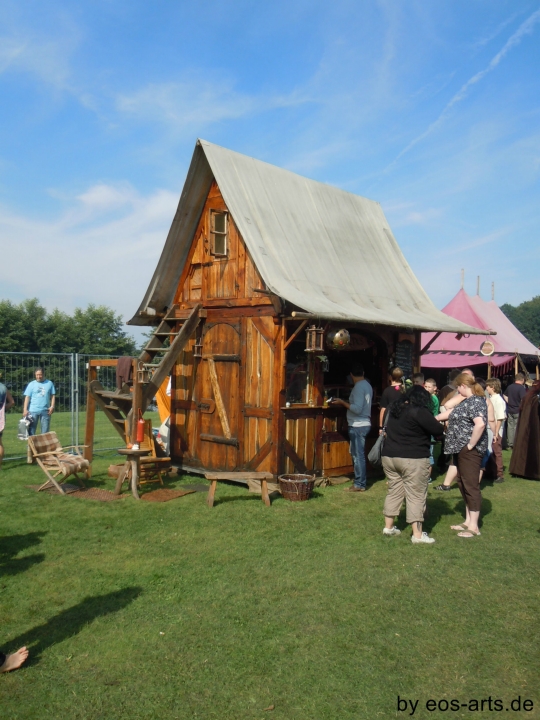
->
xmin=451 ymin=524 xmax=468 ymax=531
xmin=457 ymin=529 xmax=481 ymax=538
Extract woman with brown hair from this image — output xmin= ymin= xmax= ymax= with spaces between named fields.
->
xmin=436 ymin=373 xmax=488 ymax=538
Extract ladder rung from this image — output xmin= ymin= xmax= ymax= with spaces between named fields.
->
xmin=153 ymin=332 xmax=179 ymax=336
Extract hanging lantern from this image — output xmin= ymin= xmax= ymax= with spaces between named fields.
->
xmin=326 ymin=328 xmax=351 ymax=350
xmin=305 ymin=325 xmax=325 ymax=352
xmin=193 ymin=339 xmax=203 ymax=358
xmin=137 ymin=361 xmax=150 ymax=384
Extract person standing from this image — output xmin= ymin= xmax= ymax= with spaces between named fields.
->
xmin=508 ymin=380 xmax=540 ymax=480
xmin=424 ymin=378 xmax=439 ymax=481
xmin=331 ymin=363 xmax=373 ymax=493
xmin=0 ymin=375 xmax=15 ymax=470
xmin=486 ymin=378 xmax=506 ymax=482
xmin=504 ymin=373 xmax=527 ymax=449
xmin=381 ymin=386 xmax=444 ymax=543
xmin=436 ymin=374 xmax=488 ymax=538
xmin=23 ymin=368 xmax=55 ymax=436
xmin=378 ymin=367 xmax=404 ymax=430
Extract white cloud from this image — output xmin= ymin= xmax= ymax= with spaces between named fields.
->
xmin=382 ymin=201 xmax=443 ymax=227
xmin=116 ymin=78 xmax=311 ymax=136
xmin=387 ymin=7 xmax=540 ymax=168
xmin=0 ymin=29 xmax=77 ymax=90
xmin=0 ymin=183 xmax=178 ymax=322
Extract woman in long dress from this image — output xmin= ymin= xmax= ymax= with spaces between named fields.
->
xmin=509 ymin=380 xmax=540 ymax=480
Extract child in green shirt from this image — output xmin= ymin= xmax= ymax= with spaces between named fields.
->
xmin=424 ymin=378 xmax=439 ymax=481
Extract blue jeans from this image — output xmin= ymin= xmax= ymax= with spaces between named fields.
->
xmin=28 ymin=410 xmax=51 ymax=436
xmin=349 ymin=425 xmax=370 ymax=489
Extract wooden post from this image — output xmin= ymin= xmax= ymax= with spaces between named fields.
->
xmin=514 ymin=355 xmax=519 ymax=376
xmin=536 ymin=364 xmax=539 ymax=380
xmin=84 ymin=365 xmax=98 ymax=470
xmin=487 ymin=361 xmax=491 ymax=379
xmin=413 ymin=331 xmax=421 ymax=373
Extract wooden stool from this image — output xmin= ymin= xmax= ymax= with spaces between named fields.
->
xmin=204 ymin=471 xmax=274 ymax=507
xmin=115 ymin=448 xmax=151 ymax=499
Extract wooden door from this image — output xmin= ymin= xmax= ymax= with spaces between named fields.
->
xmin=196 ymin=323 xmax=241 ymax=470
xmin=243 ymin=317 xmax=276 ymax=472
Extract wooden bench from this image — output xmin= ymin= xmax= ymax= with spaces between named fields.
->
xmin=204 ymin=471 xmax=274 ymax=507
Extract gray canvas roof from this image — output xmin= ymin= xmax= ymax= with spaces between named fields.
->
xmin=129 ymin=139 xmax=487 ymax=335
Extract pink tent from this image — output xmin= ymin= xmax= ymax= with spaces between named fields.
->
xmin=421 ymin=289 xmax=539 ymax=370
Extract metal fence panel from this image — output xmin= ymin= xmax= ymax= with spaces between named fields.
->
xmin=0 ymin=352 xmax=121 ymax=461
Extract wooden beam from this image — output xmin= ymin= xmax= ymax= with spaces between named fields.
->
xmin=207 ymin=357 xmax=232 ymax=438
xmin=142 ymin=303 xmax=202 ymax=410
xmin=284 ymin=320 xmax=308 ymax=350
xmin=88 ymin=358 xmax=119 ymax=367
xmin=200 ymin=433 xmax=239 ymax=447
xmin=420 ymin=331 xmax=441 ymax=355
xmin=83 ymin=365 xmax=98 ymax=467
xmin=283 ymin=439 xmax=309 ymax=474
xmin=245 ymin=439 xmax=273 ymax=471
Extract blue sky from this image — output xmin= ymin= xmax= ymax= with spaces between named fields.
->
xmin=1 ymin=0 xmax=539 ymax=340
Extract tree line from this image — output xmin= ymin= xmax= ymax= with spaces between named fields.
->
xmin=0 ymin=299 xmax=138 ymax=355
xmin=500 ymin=296 xmax=540 ymax=349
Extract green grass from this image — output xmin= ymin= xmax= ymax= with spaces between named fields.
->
xmin=1 ymin=410 xmax=162 ymax=459
xmin=0 ymin=451 xmax=539 ymax=719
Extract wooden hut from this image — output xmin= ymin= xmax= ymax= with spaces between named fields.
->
xmin=128 ymin=139 xmax=485 ymax=478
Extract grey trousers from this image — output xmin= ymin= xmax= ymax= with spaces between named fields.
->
xmin=382 ymin=457 xmax=431 ymax=524
xmin=507 ymin=413 xmax=519 ymax=448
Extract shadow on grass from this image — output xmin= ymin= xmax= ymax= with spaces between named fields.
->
xmin=5 ymin=587 xmax=143 ymax=663
xmin=0 ymin=532 xmax=47 ymax=576
xmin=421 ymin=497 xmax=456 ymax=533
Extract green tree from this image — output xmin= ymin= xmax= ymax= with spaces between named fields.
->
xmin=501 ymin=296 xmax=540 ymax=349
xmin=0 ymin=299 xmax=137 ymax=355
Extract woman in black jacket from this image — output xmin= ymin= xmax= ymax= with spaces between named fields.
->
xmin=382 ymin=386 xmax=444 ymax=544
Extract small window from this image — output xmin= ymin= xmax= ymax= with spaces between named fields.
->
xmin=210 ymin=210 xmax=228 ymax=257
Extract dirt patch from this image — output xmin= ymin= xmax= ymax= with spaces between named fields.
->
xmin=140 ymin=488 xmax=196 ymax=503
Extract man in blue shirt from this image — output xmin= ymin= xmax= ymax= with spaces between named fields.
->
xmin=331 ymin=363 xmax=373 ymax=492
xmin=23 ymin=368 xmax=56 ymax=436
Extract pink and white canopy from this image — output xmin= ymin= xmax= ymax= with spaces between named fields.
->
xmin=421 ymin=289 xmax=539 ymax=369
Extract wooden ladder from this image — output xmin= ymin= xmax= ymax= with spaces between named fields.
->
xmin=88 ymin=304 xmax=204 ymax=441
xmin=88 ymin=382 xmax=132 ymax=443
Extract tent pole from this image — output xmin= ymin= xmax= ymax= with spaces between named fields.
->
xmin=487 ymin=361 xmax=491 ymax=379
xmin=514 ymin=355 xmax=518 ymax=376
xmin=536 ymin=364 xmax=539 ymax=380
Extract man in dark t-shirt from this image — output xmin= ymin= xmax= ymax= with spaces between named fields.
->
xmin=504 ymin=373 xmax=527 ymax=448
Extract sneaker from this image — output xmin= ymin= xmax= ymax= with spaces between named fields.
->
xmin=411 ymin=532 xmax=435 ymax=544
xmin=494 ymin=477 xmax=505 ymax=483
xmin=434 ymin=484 xmax=451 ymax=492
xmin=383 ymin=527 xmax=401 ymax=536
xmin=428 ymin=478 xmax=433 ymax=484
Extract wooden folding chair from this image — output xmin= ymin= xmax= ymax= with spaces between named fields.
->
xmin=27 ymin=432 xmax=89 ymax=495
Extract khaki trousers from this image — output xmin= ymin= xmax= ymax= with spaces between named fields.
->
xmin=382 ymin=457 xmax=431 ymax=524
